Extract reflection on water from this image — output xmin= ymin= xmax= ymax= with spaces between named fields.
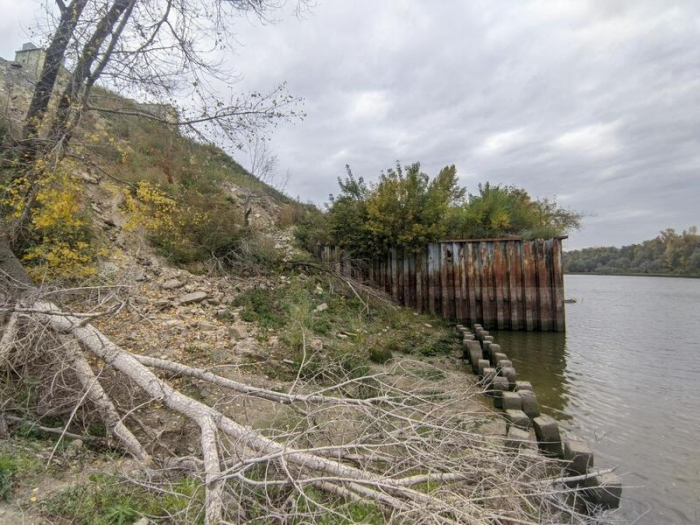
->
xmin=491 ymin=330 xmax=572 ymax=419
xmin=491 ymin=275 xmax=700 ymax=525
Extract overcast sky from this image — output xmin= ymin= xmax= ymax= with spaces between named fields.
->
xmin=2 ymin=1 xmax=699 ymax=249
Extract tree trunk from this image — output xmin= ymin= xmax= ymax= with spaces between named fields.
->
xmin=49 ymin=0 xmax=134 ymax=146
xmin=22 ymin=0 xmax=89 ymax=145
xmin=0 ymin=232 xmax=32 ymax=290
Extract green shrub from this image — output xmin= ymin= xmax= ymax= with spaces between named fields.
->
xmin=0 ymin=456 xmax=16 ymax=501
xmin=369 ymin=346 xmax=393 ymax=364
xmin=45 ymin=474 xmax=203 ymax=525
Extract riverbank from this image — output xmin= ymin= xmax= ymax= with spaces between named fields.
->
xmin=565 ymin=271 xmax=700 ymax=279
xmin=0 ymin=265 xmax=595 ymax=523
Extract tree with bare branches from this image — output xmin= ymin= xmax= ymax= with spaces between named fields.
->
xmin=3 ymin=0 xmax=305 ymax=245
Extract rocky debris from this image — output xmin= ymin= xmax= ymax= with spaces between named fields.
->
xmin=65 ymin=439 xmax=84 ymax=458
xmin=161 ymin=279 xmax=185 ymax=290
xmin=311 ymin=338 xmax=323 ymax=351
xmin=129 ymin=267 xmax=147 ymax=282
xmin=100 ymin=262 xmax=118 ymax=276
xmin=195 ymin=320 xmax=218 ymax=331
xmin=77 ymin=170 xmax=99 ymax=184
xmin=235 ymin=339 xmax=264 ymax=360
xmin=154 ymin=299 xmax=172 ymax=310
xmin=267 ymin=335 xmax=280 ymax=350
xmin=177 ymin=291 xmax=209 ymax=305
xmin=228 ymin=327 xmax=242 ymax=341
xmin=215 ymin=308 xmax=230 ymax=319
xmin=163 ymin=319 xmax=184 ymax=328
xmin=314 ymin=303 xmax=328 ymax=313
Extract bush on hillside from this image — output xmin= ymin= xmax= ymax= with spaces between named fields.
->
xmin=325 ymin=164 xmax=581 ymax=256
xmin=1 ymin=158 xmax=100 ymax=281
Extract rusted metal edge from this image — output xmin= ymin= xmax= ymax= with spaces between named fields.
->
xmin=439 ymin=236 xmax=569 ymax=243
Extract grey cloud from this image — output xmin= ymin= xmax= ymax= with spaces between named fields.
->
xmin=1 ymin=0 xmax=698 ymax=248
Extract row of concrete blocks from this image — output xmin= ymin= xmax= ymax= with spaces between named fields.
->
xmin=455 ymin=323 xmax=622 ymax=510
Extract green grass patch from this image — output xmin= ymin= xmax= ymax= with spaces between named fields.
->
xmin=0 ymin=455 xmax=17 ymax=501
xmin=235 ymin=275 xmax=461 ymax=386
xmin=368 ymin=346 xmax=392 ymax=364
xmin=412 ymin=368 xmax=447 ymax=381
xmin=0 ymin=440 xmax=48 ymax=501
xmin=44 ymin=473 xmax=204 ymax=525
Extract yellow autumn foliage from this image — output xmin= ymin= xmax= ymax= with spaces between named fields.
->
xmin=124 ymin=181 xmax=180 ymax=235
xmin=3 ymin=158 xmax=101 ymax=281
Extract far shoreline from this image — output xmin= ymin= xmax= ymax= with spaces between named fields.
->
xmin=565 ymin=271 xmax=700 ymax=279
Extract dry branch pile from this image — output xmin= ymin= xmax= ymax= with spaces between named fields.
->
xmin=0 ymin=251 xmax=601 ymax=524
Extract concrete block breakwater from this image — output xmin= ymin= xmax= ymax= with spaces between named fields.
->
xmin=456 ymin=323 xmax=622 ymax=510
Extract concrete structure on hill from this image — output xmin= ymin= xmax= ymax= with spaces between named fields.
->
xmin=14 ymin=42 xmax=48 ymax=79
xmin=0 ymin=42 xmax=180 ymax=135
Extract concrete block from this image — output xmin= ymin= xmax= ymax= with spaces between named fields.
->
xmin=501 ymin=366 xmax=517 ymax=389
xmin=517 ymin=390 xmax=540 ymax=418
xmin=584 ymin=472 xmax=622 ymax=509
xmin=494 ymin=352 xmax=508 ymax=367
xmin=470 ymin=351 xmax=483 ymax=373
xmin=564 ymin=439 xmax=594 ymax=475
xmin=487 ymin=343 xmax=501 ymax=363
xmin=496 ymin=359 xmax=512 ymax=371
xmin=533 ymin=415 xmax=563 ymax=457
xmin=505 ymin=427 xmax=535 ymax=450
xmin=465 ymin=341 xmax=481 ymax=363
xmin=493 ymin=390 xmax=504 ymax=409
xmin=492 ymin=376 xmax=509 ymax=392
xmin=514 ymin=381 xmax=533 ymax=392
xmin=477 ymin=359 xmax=491 ymax=377
xmin=482 ymin=341 xmax=492 ymax=355
xmin=502 ymin=391 xmax=523 ymax=411
xmin=505 ymin=409 xmax=532 ymax=430
xmin=491 ymin=377 xmax=510 ymax=405
xmin=483 ymin=335 xmax=494 ymax=343
xmin=481 ymin=368 xmax=497 ymax=390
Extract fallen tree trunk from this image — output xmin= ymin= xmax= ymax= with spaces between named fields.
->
xmin=32 ymin=299 xmax=483 ymax=524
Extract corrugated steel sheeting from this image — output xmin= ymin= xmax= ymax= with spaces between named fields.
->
xmin=318 ymin=237 xmax=566 ymax=332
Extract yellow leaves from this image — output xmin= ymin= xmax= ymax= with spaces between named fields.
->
xmin=7 ymin=157 xmax=100 ymax=281
xmin=0 ymin=176 xmax=31 ymax=218
xmin=24 ymin=239 xmax=98 ymax=281
xmin=32 ymin=187 xmax=84 ymax=230
xmin=124 ymin=181 xmax=179 ymax=235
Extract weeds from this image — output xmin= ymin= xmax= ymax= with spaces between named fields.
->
xmin=234 ymin=275 xmax=461 ymax=384
xmin=45 ymin=474 xmax=204 ymax=525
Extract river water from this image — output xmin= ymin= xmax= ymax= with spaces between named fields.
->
xmin=492 ymin=274 xmax=700 ymax=524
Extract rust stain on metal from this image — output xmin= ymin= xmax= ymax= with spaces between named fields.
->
xmin=318 ymin=237 xmax=566 ymax=332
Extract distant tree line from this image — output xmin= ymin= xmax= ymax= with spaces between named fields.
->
xmin=564 ymin=227 xmax=700 ymax=276
xmin=292 ymin=162 xmax=581 ymax=257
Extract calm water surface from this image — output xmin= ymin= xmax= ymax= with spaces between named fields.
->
xmin=492 ymin=274 xmax=700 ymax=524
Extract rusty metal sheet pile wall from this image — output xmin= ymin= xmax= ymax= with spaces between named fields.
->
xmin=318 ymin=238 xmax=566 ymax=332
